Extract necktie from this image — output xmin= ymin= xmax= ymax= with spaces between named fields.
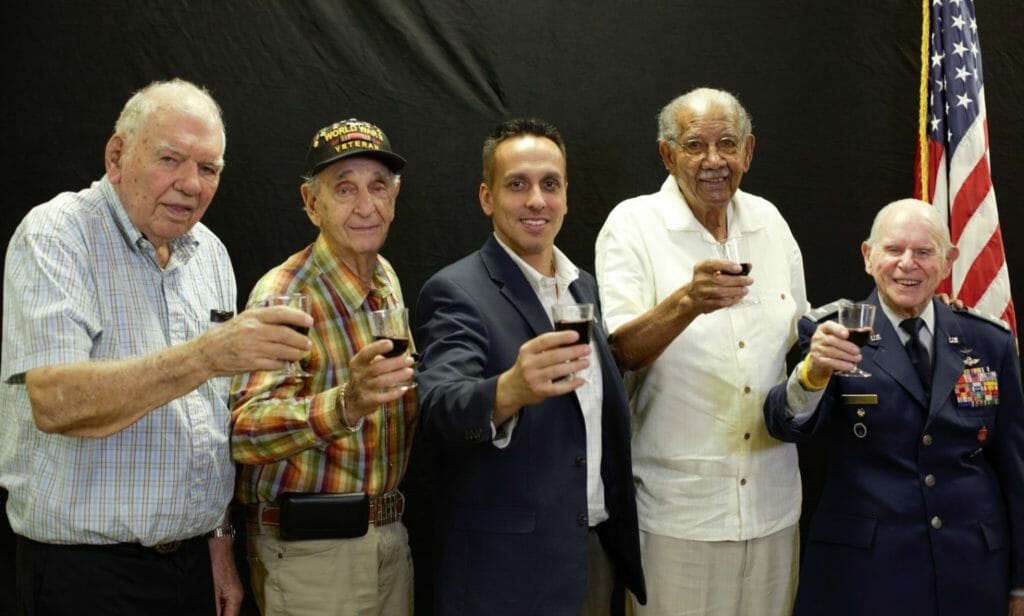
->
xmin=900 ymin=317 xmax=931 ymax=391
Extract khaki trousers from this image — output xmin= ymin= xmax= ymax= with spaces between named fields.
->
xmin=247 ymin=522 xmax=413 ymax=616
xmin=633 ymin=525 xmax=798 ymax=616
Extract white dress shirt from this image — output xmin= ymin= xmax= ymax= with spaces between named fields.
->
xmin=596 ymin=177 xmax=808 ymax=541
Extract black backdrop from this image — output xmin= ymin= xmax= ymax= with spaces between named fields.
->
xmin=2 ymin=2 xmax=1022 ymax=614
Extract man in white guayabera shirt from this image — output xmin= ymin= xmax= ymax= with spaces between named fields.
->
xmin=596 ymin=87 xmax=808 ymax=616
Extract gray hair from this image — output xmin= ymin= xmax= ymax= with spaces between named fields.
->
xmin=866 ymin=198 xmax=953 ymax=255
xmin=657 ymin=87 xmax=753 ymax=143
xmin=114 ymin=78 xmax=225 ymax=151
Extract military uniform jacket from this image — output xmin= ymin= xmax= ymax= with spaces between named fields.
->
xmin=764 ymin=292 xmax=1024 ymax=615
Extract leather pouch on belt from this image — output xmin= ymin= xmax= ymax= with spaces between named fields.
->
xmin=279 ymin=492 xmax=369 ymax=541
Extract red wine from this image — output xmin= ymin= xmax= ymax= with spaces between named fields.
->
xmin=721 ymin=262 xmax=751 ymax=276
xmin=289 ymin=325 xmax=310 ymax=336
xmin=555 ymin=319 xmax=591 ymax=345
xmin=847 ymin=328 xmax=872 ymax=347
xmin=375 ymin=336 xmax=409 ymax=358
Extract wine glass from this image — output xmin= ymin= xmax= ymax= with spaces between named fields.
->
xmin=551 ymin=303 xmax=594 ymax=381
xmin=715 ymin=236 xmax=752 ymax=277
xmin=835 ymin=303 xmax=876 ymax=377
xmin=369 ymin=308 xmax=416 ymax=389
xmin=714 ymin=236 xmax=755 ymax=305
xmin=261 ymin=294 xmax=311 ymax=378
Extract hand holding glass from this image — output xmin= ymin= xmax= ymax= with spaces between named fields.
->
xmin=835 ymin=303 xmax=876 ymax=377
xmin=261 ymin=294 xmax=311 ymax=378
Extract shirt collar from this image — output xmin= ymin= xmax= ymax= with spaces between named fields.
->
xmin=658 ymin=175 xmax=763 ymax=238
xmin=98 ymin=176 xmax=198 ymax=266
xmin=879 ymin=298 xmax=935 ymax=342
xmin=492 ymin=233 xmax=579 ymax=297
xmin=310 ymin=234 xmax=393 ymax=312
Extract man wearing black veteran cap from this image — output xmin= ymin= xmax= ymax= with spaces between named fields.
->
xmin=764 ymin=198 xmax=1024 ymax=615
xmin=230 ymin=119 xmax=418 ymax=615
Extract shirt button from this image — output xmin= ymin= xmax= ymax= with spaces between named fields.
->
xmin=922 ymin=434 xmax=934 ymax=446
xmin=924 ymin=474 xmax=936 ymax=487
xmin=740 ymin=478 xmax=747 ymax=486
xmin=931 ymin=516 xmax=942 ymax=529
xmin=738 ymin=341 xmax=746 ymax=349
xmin=574 ymin=456 xmax=586 ymax=467
xmin=743 ymin=386 xmax=751 ymax=394
xmin=576 ymin=514 xmax=588 ymax=526
xmin=781 ymin=293 xmax=787 ymax=300
xmin=744 ymin=432 xmax=751 ymax=440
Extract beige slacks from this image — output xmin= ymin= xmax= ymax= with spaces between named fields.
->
xmin=247 ymin=522 xmax=413 ymax=616
xmin=633 ymin=524 xmax=798 ymax=616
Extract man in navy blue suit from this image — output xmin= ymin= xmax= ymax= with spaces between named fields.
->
xmin=764 ymin=198 xmax=1024 ymax=615
xmin=413 ymin=118 xmax=645 ymax=615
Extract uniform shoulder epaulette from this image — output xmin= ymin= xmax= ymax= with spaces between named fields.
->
xmin=801 ymin=299 xmax=851 ymax=323
xmin=951 ymin=304 xmax=1011 ymax=331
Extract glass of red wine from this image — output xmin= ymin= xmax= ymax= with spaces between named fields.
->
xmin=715 ymin=236 xmax=754 ymax=305
xmin=369 ymin=308 xmax=412 ymax=358
xmin=369 ymin=307 xmax=416 ymax=390
xmin=552 ymin=303 xmax=594 ymax=381
xmin=261 ymin=293 xmax=311 ymax=378
xmin=835 ymin=302 xmax=876 ymax=377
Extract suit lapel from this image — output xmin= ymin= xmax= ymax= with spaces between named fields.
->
xmin=479 ymin=235 xmax=554 ymax=337
xmin=862 ymin=291 xmax=929 ymax=408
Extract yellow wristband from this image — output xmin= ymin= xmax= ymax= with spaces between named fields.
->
xmin=799 ymin=359 xmax=829 ymax=391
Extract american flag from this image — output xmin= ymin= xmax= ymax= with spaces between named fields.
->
xmin=914 ymin=0 xmax=1016 ymax=333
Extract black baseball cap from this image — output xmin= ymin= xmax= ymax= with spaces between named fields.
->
xmin=303 ymin=118 xmax=406 ymax=177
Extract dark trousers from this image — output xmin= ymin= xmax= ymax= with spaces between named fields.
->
xmin=15 ymin=534 xmax=216 ymax=616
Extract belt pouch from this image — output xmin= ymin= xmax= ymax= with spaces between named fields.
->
xmin=278 ymin=492 xmax=369 ymax=541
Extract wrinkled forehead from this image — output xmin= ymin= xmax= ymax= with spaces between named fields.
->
xmin=676 ymin=105 xmax=741 ymax=137
xmin=873 ymin=210 xmax=946 ymax=251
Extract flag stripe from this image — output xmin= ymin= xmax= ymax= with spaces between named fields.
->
xmin=918 ymin=0 xmax=1016 ymax=334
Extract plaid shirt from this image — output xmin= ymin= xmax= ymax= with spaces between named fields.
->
xmin=0 ymin=177 xmax=237 ymax=545
xmin=230 ymin=235 xmax=417 ymax=504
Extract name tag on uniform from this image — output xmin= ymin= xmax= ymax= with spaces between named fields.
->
xmin=841 ymin=394 xmax=878 ymax=405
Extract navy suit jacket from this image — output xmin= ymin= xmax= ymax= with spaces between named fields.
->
xmin=765 ymin=292 xmax=1024 ymax=615
xmin=413 ymin=236 xmax=645 ymax=615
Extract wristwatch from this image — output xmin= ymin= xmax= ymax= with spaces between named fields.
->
xmin=206 ymin=525 xmax=236 ymax=539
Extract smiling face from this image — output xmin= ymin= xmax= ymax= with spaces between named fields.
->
xmin=105 ymin=102 xmax=225 ymax=260
xmin=659 ymin=104 xmax=754 ymax=219
xmin=862 ymin=206 xmax=958 ymax=319
xmin=479 ymin=135 xmax=567 ymax=274
xmin=302 ymin=156 xmax=399 ymax=278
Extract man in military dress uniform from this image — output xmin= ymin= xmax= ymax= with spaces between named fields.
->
xmin=763 ymin=198 xmax=1024 ymax=615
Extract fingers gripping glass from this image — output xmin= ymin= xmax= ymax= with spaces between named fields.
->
xmin=261 ymin=294 xmax=311 ymax=378
xmin=835 ymin=303 xmax=876 ymax=378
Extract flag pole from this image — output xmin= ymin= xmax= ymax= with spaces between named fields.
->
xmin=918 ymin=0 xmax=930 ymax=203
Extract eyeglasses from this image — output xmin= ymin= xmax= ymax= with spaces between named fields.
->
xmin=672 ymin=136 xmax=742 ymax=158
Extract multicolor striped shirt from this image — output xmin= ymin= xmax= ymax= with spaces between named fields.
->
xmin=230 ymin=235 xmax=417 ymax=504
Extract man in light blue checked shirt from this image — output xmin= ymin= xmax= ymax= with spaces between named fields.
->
xmin=0 ymin=79 xmax=311 ymax=616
